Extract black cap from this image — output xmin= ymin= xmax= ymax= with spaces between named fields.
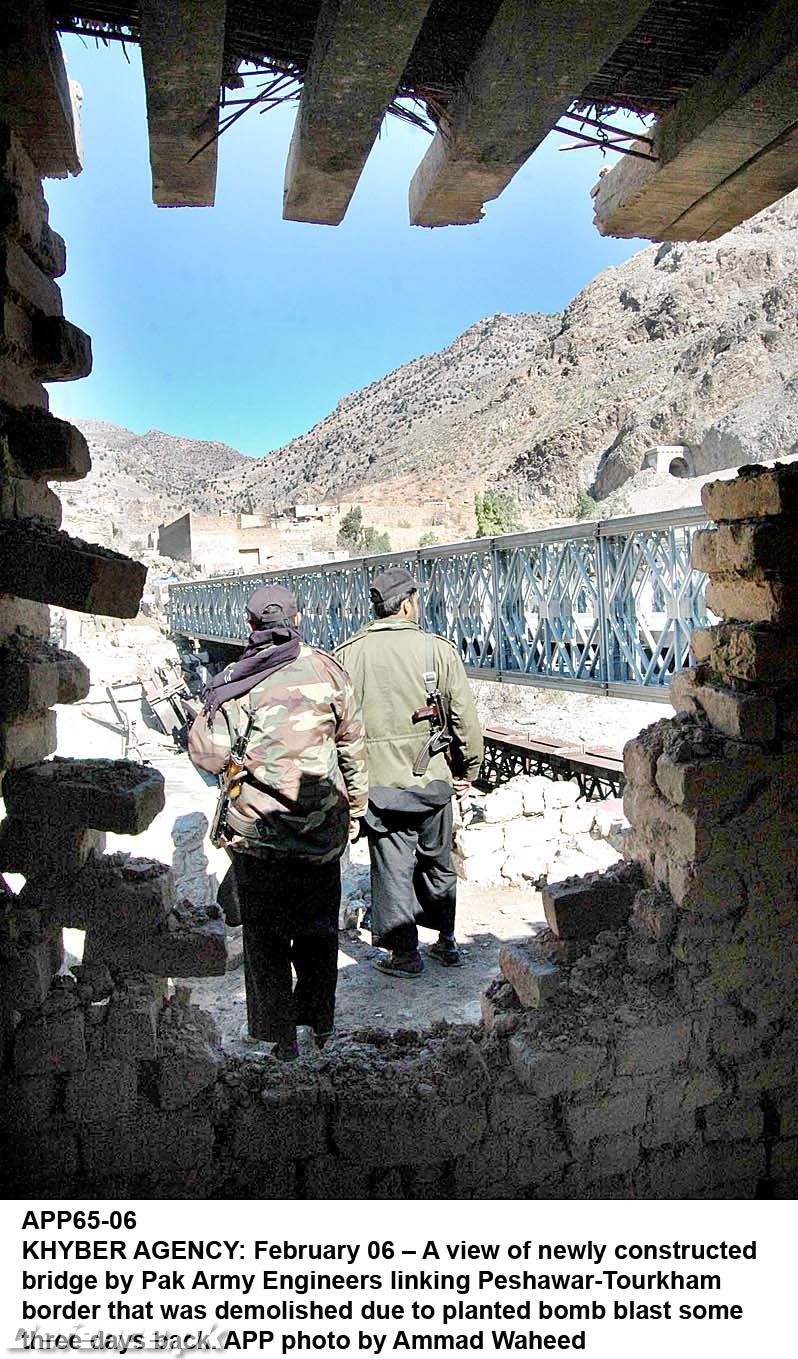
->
xmin=369 ymin=567 xmax=417 ymax=609
xmin=246 ymin=583 xmax=299 ymax=624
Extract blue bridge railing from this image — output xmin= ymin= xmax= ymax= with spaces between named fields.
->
xmin=167 ymin=505 xmax=708 ymax=700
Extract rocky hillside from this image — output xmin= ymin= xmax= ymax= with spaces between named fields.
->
xmin=214 ymin=189 xmax=798 ymax=519
xmin=59 ymin=422 xmax=250 ymax=548
xmin=65 ymin=190 xmax=798 ymax=547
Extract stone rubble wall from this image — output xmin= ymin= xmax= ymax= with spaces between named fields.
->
xmin=453 ymin=776 xmax=624 ymax=887
xmin=1 ymin=100 xmax=796 ymax=1197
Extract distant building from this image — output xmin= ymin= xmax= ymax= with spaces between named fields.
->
xmin=157 ymin=510 xmax=340 ymax=574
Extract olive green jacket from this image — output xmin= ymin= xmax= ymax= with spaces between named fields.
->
xmin=335 ymin=619 xmax=483 ymax=790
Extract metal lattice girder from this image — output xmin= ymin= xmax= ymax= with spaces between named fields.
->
xmin=166 ymin=506 xmax=709 ymax=699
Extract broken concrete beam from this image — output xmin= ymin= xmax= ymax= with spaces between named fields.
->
xmin=592 ymin=0 xmax=798 ymax=243
xmin=31 ymin=315 xmax=92 ymax=381
xmin=498 ymin=940 xmax=560 ymax=1009
xmin=63 ymin=1058 xmax=137 ymax=1124
xmin=140 ymin=0 xmax=226 ymax=208
xmin=671 ymin=669 xmax=777 ymax=743
xmin=706 ymin=576 xmax=798 ymax=627
xmin=0 ymin=0 xmax=83 ymax=179
xmin=693 ymin=521 xmax=798 ymax=579
xmin=543 ymin=862 xmax=641 ymax=939
xmin=1 ymin=405 xmax=91 ymax=481
xmin=13 ymin=1006 xmax=85 ymax=1077
xmin=709 ymin=623 xmax=798 ymax=686
xmin=284 ymin=0 xmax=432 ymax=225
xmin=0 ymin=521 xmax=146 ymax=616
xmin=3 ymin=758 xmax=165 ymax=834
xmin=0 ymin=637 xmax=88 ymax=719
xmin=409 ymin=0 xmax=651 ymax=227
xmin=0 ymin=818 xmax=104 ymax=883
xmin=702 ymin=463 xmax=798 ymax=523
xmin=509 ymin=1033 xmax=605 ymax=1098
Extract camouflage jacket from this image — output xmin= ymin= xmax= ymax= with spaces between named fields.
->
xmin=334 ymin=619 xmax=484 ymax=790
xmin=188 ymin=643 xmax=368 ymax=862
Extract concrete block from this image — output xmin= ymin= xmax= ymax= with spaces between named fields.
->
xmin=499 ymin=941 xmax=560 ymax=1009
xmin=509 ymin=1033 xmax=605 ymax=1097
xmin=0 ymin=709 xmax=56 ymax=767
xmin=703 ymin=1098 xmax=763 ymax=1143
xmin=707 ymin=576 xmax=798 ymax=628
xmin=171 ymin=812 xmax=208 ymax=849
xmin=4 ymin=758 xmax=165 ymax=833
xmin=230 ymin=1086 xmax=330 ymax=1162
xmin=85 ymin=912 xmax=226 ymax=977
xmin=104 ymin=992 xmax=159 ymax=1060
xmin=672 ymin=669 xmax=776 ymax=743
xmin=0 ymin=593 xmax=50 ymax=637
xmin=702 ymin=464 xmax=798 ymax=523
xmin=623 ymin=719 xmax=669 ymax=787
xmin=0 ymin=472 xmax=62 ymax=525
xmin=709 ymin=622 xmax=798 ymax=686
xmin=543 ymin=862 xmax=641 ymax=939
xmin=63 ymin=854 xmax=175 ymax=932
xmin=0 ymin=817 xmax=103 ymax=882
xmin=0 ymin=239 xmax=63 ymax=317
xmin=503 ymin=816 xmax=556 ymax=857
xmin=1 ymin=1126 xmax=79 ymax=1193
xmin=695 ymin=520 xmax=798 ymax=579
xmin=452 ymin=848 xmax=505 ymax=885
xmin=566 ymin=1084 xmax=649 ymax=1144
xmin=454 ymin=821 xmax=504 ymax=857
xmin=561 ymin=802 xmax=595 ymax=836
xmin=155 ymin=1044 xmax=224 ymax=1110
xmin=0 ymin=353 xmax=47 ymax=408
xmin=3 ymin=932 xmax=59 ymax=1011
xmin=1 ymin=404 xmax=91 ymax=481
xmin=480 ymin=978 xmax=521 ymax=1035
xmin=615 ymin=1017 xmax=692 ymax=1076
xmin=690 ymin=628 xmax=713 ymax=664
xmin=655 ymin=749 xmax=772 ymax=817
xmin=13 ymin=1007 xmax=85 ymax=1076
xmin=332 ymin=1087 xmax=487 ymax=1167
xmin=543 ymin=779 xmax=580 ymax=810
xmin=0 ymin=521 xmax=147 ymax=617
xmin=31 ymin=315 xmax=92 ymax=381
xmin=63 ymin=1058 xmax=137 ymax=1124
xmin=482 ymin=784 xmax=525 ymax=822
xmin=0 ymin=637 xmax=88 ymax=718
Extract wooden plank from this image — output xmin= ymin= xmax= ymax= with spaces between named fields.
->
xmin=283 ymin=0 xmax=432 ymax=225
xmin=140 ymin=0 xmax=227 ymax=208
xmin=0 ymin=0 xmax=82 ymax=178
xmin=593 ymin=0 xmax=798 ymax=242
xmin=409 ymin=0 xmax=652 ymax=227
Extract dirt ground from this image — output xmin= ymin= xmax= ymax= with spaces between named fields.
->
xmin=190 ymin=839 xmax=548 ymax=1051
xmin=50 ymin=712 xmax=550 ymax=1051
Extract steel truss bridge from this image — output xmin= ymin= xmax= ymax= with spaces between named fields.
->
xmin=167 ymin=506 xmax=708 ymax=701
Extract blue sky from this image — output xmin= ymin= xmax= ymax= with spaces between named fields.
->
xmin=46 ymin=36 xmax=644 ymax=459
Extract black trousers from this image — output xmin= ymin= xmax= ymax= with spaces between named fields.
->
xmin=365 ymin=798 xmax=457 ymax=954
xmin=230 ymin=850 xmax=341 ymax=1044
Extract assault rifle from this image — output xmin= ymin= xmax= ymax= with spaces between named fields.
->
xmin=209 ymin=710 xmax=257 ymax=848
xmin=412 ymin=684 xmax=453 ymax=777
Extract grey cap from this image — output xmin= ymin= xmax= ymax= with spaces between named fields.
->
xmin=246 ymin=583 xmax=299 ymax=624
xmin=369 ymin=566 xmax=417 ymax=609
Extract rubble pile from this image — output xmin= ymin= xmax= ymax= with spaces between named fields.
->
xmin=453 ymin=777 xmax=624 ymax=886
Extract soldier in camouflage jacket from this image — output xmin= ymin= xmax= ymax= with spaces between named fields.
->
xmin=188 ymin=584 xmax=367 ymax=1056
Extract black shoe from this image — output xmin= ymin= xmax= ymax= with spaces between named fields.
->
xmin=428 ymin=936 xmax=464 ymax=967
xmin=374 ymin=951 xmax=424 ymax=978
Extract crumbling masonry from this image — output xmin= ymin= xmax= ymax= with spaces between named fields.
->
xmin=1 ymin=102 xmax=797 ymax=1196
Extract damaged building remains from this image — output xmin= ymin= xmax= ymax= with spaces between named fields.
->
xmin=1 ymin=2 xmax=798 ymax=1198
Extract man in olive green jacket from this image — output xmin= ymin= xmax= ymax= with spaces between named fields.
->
xmin=335 ymin=568 xmax=483 ymax=976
